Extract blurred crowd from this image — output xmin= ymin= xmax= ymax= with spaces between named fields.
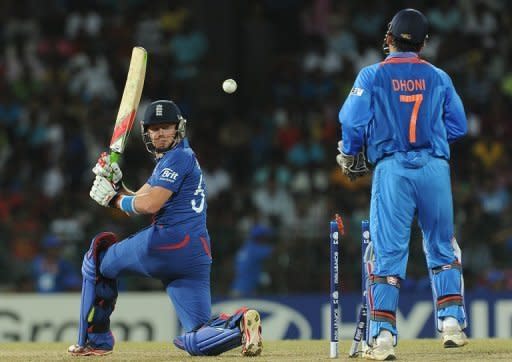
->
xmin=1 ymin=0 xmax=512 ymax=296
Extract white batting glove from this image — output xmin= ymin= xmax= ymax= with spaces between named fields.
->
xmin=90 ymin=175 xmax=118 ymax=207
xmin=92 ymin=152 xmax=123 ymax=184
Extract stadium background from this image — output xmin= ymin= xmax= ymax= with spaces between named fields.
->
xmin=0 ymin=0 xmax=511 ymax=339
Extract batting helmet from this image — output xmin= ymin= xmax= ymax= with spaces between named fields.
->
xmin=141 ymin=100 xmax=187 ymax=156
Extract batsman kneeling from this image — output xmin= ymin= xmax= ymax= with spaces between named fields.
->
xmin=68 ymin=100 xmax=263 ymax=357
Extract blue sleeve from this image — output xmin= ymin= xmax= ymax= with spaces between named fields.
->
xmin=149 ymin=151 xmax=193 ymax=193
xmin=338 ymin=66 xmax=375 ymax=155
xmin=438 ymin=69 xmax=467 ymax=143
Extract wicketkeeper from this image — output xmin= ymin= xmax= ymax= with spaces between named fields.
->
xmin=68 ymin=100 xmax=263 ymax=357
xmin=337 ymin=9 xmax=468 ymax=361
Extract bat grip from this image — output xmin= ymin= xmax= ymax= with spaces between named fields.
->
xmin=105 ymin=151 xmax=121 ymax=183
xmin=109 ymin=152 xmax=120 ymax=164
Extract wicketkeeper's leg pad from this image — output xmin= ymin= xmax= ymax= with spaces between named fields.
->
xmin=368 ymin=275 xmax=400 ymax=345
xmin=173 ymin=307 xmax=247 ymax=356
xmin=430 ymin=262 xmax=467 ymax=331
xmin=78 ymin=232 xmax=119 ymax=348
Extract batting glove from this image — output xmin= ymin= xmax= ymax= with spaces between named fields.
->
xmin=90 ymin=175 xmax=118 ymax=207
xmin=92 ymin=152 xmax=123 ymax=184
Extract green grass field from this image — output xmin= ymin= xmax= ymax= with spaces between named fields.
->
xmin=0 ymin=339 xmax=510 ymax=361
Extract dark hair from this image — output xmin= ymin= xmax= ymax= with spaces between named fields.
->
xmin=391 ymin=36 xmax=423 ymax=53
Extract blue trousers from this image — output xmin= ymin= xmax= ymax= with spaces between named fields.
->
xmin=100 ymin=224 xmax=212 ymax=332
xmin=370 ymin=153 xmax=455 ymax=277
xmin=368 ymin=151 xmax=466 ymax=339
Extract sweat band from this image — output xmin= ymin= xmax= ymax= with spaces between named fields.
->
xmin=119 ymin=195 xmax=139 ymax=214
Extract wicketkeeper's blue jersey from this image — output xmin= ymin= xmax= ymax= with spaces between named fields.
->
xmin=339 ymin=52 xmax=467 ymax=164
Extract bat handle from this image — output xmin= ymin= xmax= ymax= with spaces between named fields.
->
xmin=105 ymin=151 xmax=121 ymax=184
xmin=109 ymin=151 xmax=120 ymax=164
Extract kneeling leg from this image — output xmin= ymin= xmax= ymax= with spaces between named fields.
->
xmin=75 ymin=232 xmax=119 ymax=350
xmin=174 ymin=307 xmax=262 ymax=356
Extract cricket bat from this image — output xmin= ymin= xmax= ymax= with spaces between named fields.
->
xmin=349 ymin=220 xmax=370 ymax=357
xmin=109 ymin=46 xmax=147 ymax=164
xmin=77 ymin=48 xmax=146 ymax=348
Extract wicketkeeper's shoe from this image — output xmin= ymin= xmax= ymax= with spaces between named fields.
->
xmin=240 ymin=309 xmax=263 ymax=357
xmin=363 ymin=330 xmax=396 ymax=361
xmin=67 ymin=344 xmax=113 ymax=356
xmin=441 ymin=317 xmax=468 ymax=348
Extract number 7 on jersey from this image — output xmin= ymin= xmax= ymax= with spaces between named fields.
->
xmin=400 ymin=93 xmax=423 ymax=143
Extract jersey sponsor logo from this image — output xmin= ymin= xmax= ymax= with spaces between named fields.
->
xmin=159 ymin=168 xmax=178 ymax=182
xmin=350 ymin=87 xmax=364 ymax=96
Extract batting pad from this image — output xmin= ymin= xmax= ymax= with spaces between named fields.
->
xmin=174 ymin=325 xmax=241 ymax=356
xmin=431 ymin=266 xmax=467 ymax=331
xmin=368 ymin=282 xmax=399 ymax=342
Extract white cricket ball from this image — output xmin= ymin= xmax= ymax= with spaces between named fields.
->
xmin=222 ymin=78 xmax=237 ymax=94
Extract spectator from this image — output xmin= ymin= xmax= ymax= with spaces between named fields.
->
xmin=231 ymin=224 xmax=274 ymax=297
xmin=31 ymin=234 xmax=81 ymax=293
xmin=0 ymin=0 xmax=511 ymax=295
xmin=169 ymin=15 xmax=208 ymax=80
xmin=252 ymin=173 xmax=296 ymax=227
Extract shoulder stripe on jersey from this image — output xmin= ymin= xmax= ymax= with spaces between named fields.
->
xmin=379 ymin=57 xmax=430 ymax=67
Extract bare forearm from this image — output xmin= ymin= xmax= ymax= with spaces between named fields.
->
xmin=119 ymin=182 xmax=135 ymax=196
xmin=112 ymin=185 xmax=171 ymax=215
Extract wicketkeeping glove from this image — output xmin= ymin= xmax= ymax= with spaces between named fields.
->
xmin=92 ymin=152 xmax=123 ymax=184
xmin=336 ymin=141 xmax=370 ymax=181
xmin=90 ymin=175 xmax=118 ymax=207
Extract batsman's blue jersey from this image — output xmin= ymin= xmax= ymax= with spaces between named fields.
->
xmin=339 ymin=52 xmax=467 ymax=164
xmin=99 ymin=139 xmax=212 ymax=332
xmin=148 ymin=139 xmax=207 ymax=230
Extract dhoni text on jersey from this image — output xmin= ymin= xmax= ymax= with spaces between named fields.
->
xmin=391 ymin=79 xmax=426 ymax=92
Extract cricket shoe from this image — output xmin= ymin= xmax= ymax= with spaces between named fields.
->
xmin=442 ymin=317 xmax=468 ymax=348
xmin=363 ymin=330 xmax=396 ymax=361
xmin=240 ymin=309 xmax=263 ymax=356
xmin=68 ymin=344 xmax=113 ymax=356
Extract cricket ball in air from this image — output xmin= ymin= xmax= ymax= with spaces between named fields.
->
xmin=222 ymin=79 xmax=237 ymax=94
